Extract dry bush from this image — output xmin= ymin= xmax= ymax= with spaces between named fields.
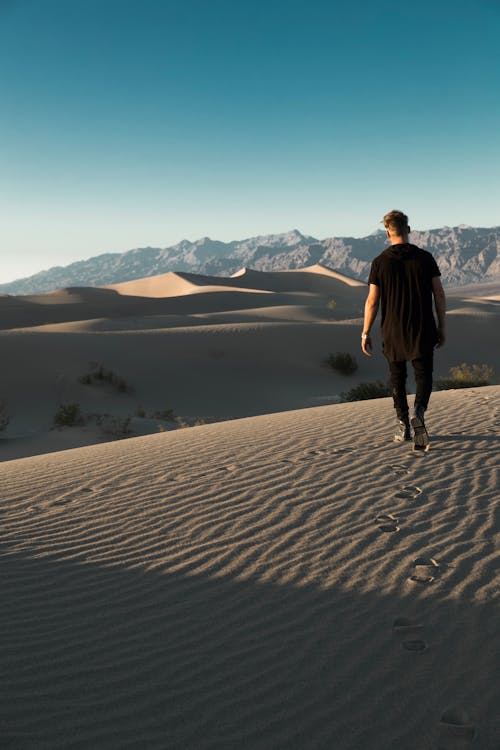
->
xmin=54 ymin=403 xmax=84 ymax=427
xmin=100 ymin=416 xmax=133 ymax=438
xmin=79 ymin=363 xmax=130 ymax=393
xmin=152 ymin=408 xmax=176 ymax=421
xmin=341 ymin=381 xmax=390 ymax=402
xmin=435 ymin=363 xmax=494 ymax=390
xmin=325 ymin=352 xmax=358 ymax=375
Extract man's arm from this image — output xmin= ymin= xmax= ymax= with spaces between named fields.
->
xmin=361 ymin=284 xmax=380 ymax=356
xmin=432 ymin=276 xmax=446 ymax=347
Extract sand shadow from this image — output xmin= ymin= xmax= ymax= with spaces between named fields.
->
xmin=0 ymin=550 xmax=498 ymax=749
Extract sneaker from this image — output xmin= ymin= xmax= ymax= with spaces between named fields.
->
xmin=393 ymin=416 xmax=411 ymax=442
xmin=411 ymin=407 xmax=430 ymax=451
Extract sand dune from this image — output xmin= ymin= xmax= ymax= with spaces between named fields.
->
xmin=0 ymin=265 xmax=367 ymax=331
xmin=229 ymin=264 xmax=367 ymax=291
xmin=106 ymin=264 xmax=365 ymax=299
xmin=0 ymin=270 xmax=498 ymax=463
xmin=106 ymin=271 xmax=273 ymax=298
xmin=1 ymin=266 xmax=499 ymax=747
xmin=447 ymin=279 xmax=500 ymax=300
xmin=1 ymin=387 xmax=499 ymax=749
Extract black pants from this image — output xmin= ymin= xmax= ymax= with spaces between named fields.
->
xmin=388 ymin=354 xmax=434 ymax=420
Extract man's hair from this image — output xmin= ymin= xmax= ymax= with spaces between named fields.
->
xmin=382 ymin=210 xmax=409 ymax=236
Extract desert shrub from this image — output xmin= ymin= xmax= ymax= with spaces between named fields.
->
xmin=325 ymin=352 xmax=358 ymax=375
xmin=434 ymin=363 xmax=495 ymax=390
xmin=193 ymin=418 xmax=206 ymax=426
xmin=341 ymin=381 xmax=390 ymax=402
xmin=54 ymin=403 xmax=84 ymax=427
xmin=326 ymin=298 xmax=337 ymax=311
xmin=100 ymin=416 xmax=133 ymax=438
xmin=79 ymin=363 xmax=130 ymax=393
xmin=0 ymin=400 xmax=9 ymax=431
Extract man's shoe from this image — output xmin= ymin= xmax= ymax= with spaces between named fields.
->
xmin=393 ymin=416 xmax=411 ymax=442
xmin=411 ymin=407 xmax=430 ymax=451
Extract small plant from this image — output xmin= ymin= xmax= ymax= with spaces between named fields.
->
xmin=326 ymin=298 xmax=337 ymax=312
xmin=325 ymin=352 xmax=358 ymax=375
xmin=100 ymin=416 xmax=133 ymax=438
xmin=54 ymin=403 xmax=84 ymax=427
xmin=79 ymin=363 xmax=130 ymax=393
xmin=434 ymin=363 xmax=494 ymax=390
xmin=193 ymin=418 xmax=206 ymax=426
xmin=341 ymin=381 xmax=390 ymax=402
xmin=0 ymin=399 xmax=9 ymax=431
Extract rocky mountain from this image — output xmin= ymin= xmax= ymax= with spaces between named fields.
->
xmin=2 ymin=225 xmax=499 ymax=295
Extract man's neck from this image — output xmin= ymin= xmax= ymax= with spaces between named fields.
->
xmin=388 ymin=233 xmax=409 ymax=245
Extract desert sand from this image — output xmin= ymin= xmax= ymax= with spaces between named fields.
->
xmin=1 ymin=386 xmax=499 ymax=749
xmin=0 ymin=266 xmax=499 ymax=748
xmin=0 ymin=264 xmax=498 ymax=461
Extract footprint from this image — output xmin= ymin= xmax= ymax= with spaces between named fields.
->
xmin=392 ymin=617 xmax=427 ymax=653
xmin=162 ymin=473 xmax=183 ymax=482
xmin=48 ymin=496 xmax=74 ymax=507
xmin=436 ymin=707 xmax=476 ymax=748
xmin=375 ymin=514 xmax=400 ymax=533
xmin=409 ymin=557 xmax=440 ymax=584
xmin=297 ymin=449 xmax=330 ymax=461
xmin=390 ymin=464 xmax=410 ymax=477
xmin=394 ymin=485 xmax=423 ymax=500
xmin=215 ymin=465 xmax=237 ymax=474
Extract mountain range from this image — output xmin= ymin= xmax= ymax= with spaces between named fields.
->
xmin=1 ymin=225 xmax=499 ymax=295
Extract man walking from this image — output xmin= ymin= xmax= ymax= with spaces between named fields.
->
xmin=361 ymin=210 xmax=446 ymax=449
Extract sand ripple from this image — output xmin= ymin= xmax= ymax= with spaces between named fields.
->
xmin=0 ymin=387 xmax=499 ymax=749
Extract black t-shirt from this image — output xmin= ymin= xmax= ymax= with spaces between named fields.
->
xmin=368 ymin=243 xmax=441 ymax=361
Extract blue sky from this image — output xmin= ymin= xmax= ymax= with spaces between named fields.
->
xmin=1 ymin=0 xmax=499 ymax=282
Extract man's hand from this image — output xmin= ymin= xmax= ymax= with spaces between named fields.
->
xmin=361 ymin=334 xmax=373 ymax=357
xmin=436 ymin=327 xmax=446 ymax=348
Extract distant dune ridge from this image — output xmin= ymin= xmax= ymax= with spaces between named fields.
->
xmin=1 ymin=224 xmax=499 ymax=295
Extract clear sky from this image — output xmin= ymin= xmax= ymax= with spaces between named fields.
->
xmin=1 ymin=0 xmax=499 ymax=283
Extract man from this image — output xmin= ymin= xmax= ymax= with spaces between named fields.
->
xmin=361 ymin=210 xmax=446 ymax=449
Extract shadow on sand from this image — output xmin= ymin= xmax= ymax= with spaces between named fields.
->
xmin=0 ymin=549 xmax=498 ymax=749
